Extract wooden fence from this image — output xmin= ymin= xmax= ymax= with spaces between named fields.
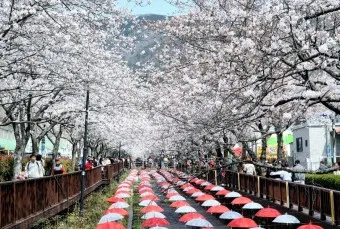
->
xmin=198 ymin=169 xmax=340 ymax=225
xmin=0 ymin=162 xmax=123 ymax=229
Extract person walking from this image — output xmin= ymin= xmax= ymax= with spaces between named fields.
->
xmin=318 ymin=161 xmax=328 ymax=171
xmin=36 ymin=154 xmax=45 ymax=176
xmin=25 ymin=154 xmax=44 ymax=178
xmin=51 ymin=158 xmax=67 ymax=175
xmin=292 ymin=160 xmax=305 ymax=184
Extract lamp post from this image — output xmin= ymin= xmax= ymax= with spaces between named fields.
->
xmin=79 ymin=89 xmax=90 ymax=216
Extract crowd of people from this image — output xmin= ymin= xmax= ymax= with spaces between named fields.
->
xmin=16 ymin=154 xmax=131 ymax=180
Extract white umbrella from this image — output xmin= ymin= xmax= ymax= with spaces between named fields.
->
xmin=219 ymin=211 xmax=243 ymax=220
xmin=150 ymin=226 xmax=168 ymax=229
xmin=183 ymin=186 xmax=194 ymax=192
xmin=211 ymin=186 xmax=225 ymax=191
xmin=169 ymin=195 xmax=186 ymax=201
xmin=117 ymin=187 xmax=130 ymax=192
xmin=242 ymin=202 xmax=264 ymax=210
xmin=141 ymin=211 xmax=166 ymax=219
xmin=186 ymin=219 xmax=213 ymax=227
xmin=139 ymin=200 xmax=158 ymax=207
xmin=98 ymin=213 xmax=124 ymax=224
xmin=225 ymin=191 xmax=242 ymax=198
xmin=166 ymin=189 xmax=177 ymax=194
xmin=201 ymin=181 xmax=211 ymax=186
xmin=273 ymin=213 xmax=300 ymax=224
xmin=114 ymin=193 xmax=131 ymax=198
xmin=175 ymin=206 xmax=197 ymax=213
xmin=177 ymin=181 xmax=186 ymax=186
xmin=109 ymin=202 xmax=129 ymax=209
xmin=140 ymin=192 xmax=155 ymax=197
xmin=201 ymin=199 xmax=221 ymax=207
xmin=191 ymin=192 xmax=204 ymax=197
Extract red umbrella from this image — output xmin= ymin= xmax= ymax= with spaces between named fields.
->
xmin=204 ymin=184 xmax=216 ymax=191
xmin=105 ymin=208 xmax=128 ymax=216
xmin=170 ymin=201 xmax=190 ymax=208
xmin=179 ymin=212 xmax=206 ymax=222
xmin=216 ymin=189 xmax=230 ymax=196
xmin=141 ymin=217 xmax=170 ymax=227
xmin=180 ymin=183 xmax=192 ymax=189
xmin=231 ymin=197 xmax=252 ymax=205
xmin=195 ymin=180 xmax=206 ymax=185
xmin=190 ymin=178 xmax=198 ymax=183
xmin=187 ymin=188 xmax=200 ymax=194
xmin=297 ymin=223 xmax=323 ymax=229
xmin=227 ymin=218 xmax=258 ymax=228
xmin=166 ymin=192 xmax=179 ymax=199
xmin=96 ymin=222 xmax=125 ymax=229
xmin=141 ymin=195 xmax=160 ymax=201
xmin=195 ymin=194 xmax=215 ymax=202
xmin=106 ymin=197 xmax=126 ymax=203
xmin=140 ymin=205 xmax=164 ymax=213
xmin=206 ymin=205 xmax=230 ymax=214
xmin=255 ymin=207 xmax=281 ymax=218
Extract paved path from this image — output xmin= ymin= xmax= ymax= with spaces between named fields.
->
xmin=153 ymin=182 xmax=227 ymax=228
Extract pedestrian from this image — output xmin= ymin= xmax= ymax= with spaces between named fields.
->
xmin=333 ymin=162 xmax=340 ymax=175
xmin=36 ymin=154 xmax=45 ymax=176
xmin=85 ymin=158 xmax=93 ymax=170
xmin=25 ymin=154 xmax=44 ymax=178
xmin=292 ymin=160 xmax=305 ymax=184
xmin=51 ymin=158 xmax=67 ymax=175
xmin=318 ymin=161 xmax=328 ymax=171
xmin=243 ymin=160 xmax=256 ymax=175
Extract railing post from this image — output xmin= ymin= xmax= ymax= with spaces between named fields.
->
xmin=237 ymin=173 xmax=240 ymax=190
xmin=257 ymin=176 xmax=261 ymax=198
xmin=214 ymin=170 xmax=217 ymax=185
xmin=286 ymin=181 xmax=290 ymax=208
xmin=330 ymin=190 xmax=335 ymax=225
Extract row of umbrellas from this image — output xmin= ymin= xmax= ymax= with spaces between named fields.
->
xmin=168 ymin=169 xmax=324 ymax=229
xmin=137 ymin=170 xmax=170 ymax=228
xmin=154 ymin=170 xmax=215 ymax=228
xmin=95 ymin=169 xmax=138 ymax=229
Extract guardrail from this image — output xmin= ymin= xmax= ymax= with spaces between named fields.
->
xmin=0 ymin=162 xmax=124 ymax=229
xmin=203 ymin=169 xmax=340 ymax=225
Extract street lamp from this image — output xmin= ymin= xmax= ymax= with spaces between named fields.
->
xmin=80 ymin=89 xmax=90 ymax=216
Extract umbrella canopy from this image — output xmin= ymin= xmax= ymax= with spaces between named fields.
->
xmin=196 ymin=194 xmax=215 ymax=202
xmin=170 ymin=201 xmax=190 ymax=208
xmin=242 ymin=202 xmax=264 ymax=210
xmin=216 ymin=189 xmax=230 ymax=196
xmin=225 ymin=191 xmax=242 ymax=198
xmin=228 ymin=218 xmax=258 ymax=228
xmin=201 ymin=181 xmax=211 ymax=186
xmin=98 ymin=213 xmax=124 ymax=224
xmin=231 ymin=197 xmax=252 ymax=205
xmin=141 ymin=205 xmax=164 ymax=213
xmin=255 ymin=207 xmax=281 ymax=218
xmin=141 ymin=192 xmax=155 ymax=197
xmin=169 ymin=195 xmax=186 ymax=201
xmin=105 ymin=208 xmax=128 ymax=216
xmin=106 ymin=197 xmax=126 ymax=203
xmin=95 ymin=222 xmax=125 ymax=229
xmin=195 ymin=179 xmax=205 ymax=185
xmin=149 ymin=227 xmax=168 ymax=229
xmin=141 ymin=211 xmax=166 ymax=219
xmin=183 ymin=186 xmax=195 ymax=192
xmin=211 ymin=186 xmax=225 ymax=191
xmin=206 ymin=205 xmax=230 ymax=214
xmin=141 ymin=196 xmax=160 ymax=201
xmin=179 ymin=213 xmax=206 ymax=222
xmin=219 ymin=211 xmax=243 ymax=220
xmin=273 ymin=213 xmax=300 ymax=224
xmin=186 ymin=219 xmax=213 ymax=227
xmin=141 ymin=218 xmax=170 ymax=227
xmin=204 ymin=184 xmax=216 ymax=191
xmin=201 ymin=199 xmax=221 ymax=207
xmin=109 ymin=202 xmax=129 ymax=209
xmin=297 ymin=223 xmax=323 ymax=229
xmin=166 ymin=193 xmax=179 ymax=199
xmin=139 ymin=200 xmax=158 ymax=207
xmin=175 ymin=206 xmax=197 ymax=213
xmin=114 ymin=193 xmax=131 ymax=198
xmin=180 ymin=183 xmax=192 ymax=189
xmin=186 ymin=188 xmax=200 ymax=194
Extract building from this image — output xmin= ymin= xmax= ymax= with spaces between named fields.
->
xmin=290 ymin=116 xmax=340 ymax=170
xmin=0 ymin=126 xmax=73 ymax=158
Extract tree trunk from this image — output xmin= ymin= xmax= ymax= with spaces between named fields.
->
xmin=51 ymin=126 xmax=63 ymax=168
xmin=71 ymin=142 xmax=78 ymax=171
xmin=31 ymin=135 xmax=39 ymax=155
xmin=260 ymin=137 xmax=267 ymax=162
xmin=241 ymin=142 xmax=247 ymax=160
xmin=215 ymin=141 xmax=222 ymax=158
xmin=277 ymin=132 xmax=283 ymax=159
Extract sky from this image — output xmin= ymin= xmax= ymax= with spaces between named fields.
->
xmin=117 ymin=0 xmax=180 ymax=16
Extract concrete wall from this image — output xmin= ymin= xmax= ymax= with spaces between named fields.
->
xmin=292 ymin=127 xmax=310 ymax=169
xmin=308 ymin=126 xmax=327 ymax=170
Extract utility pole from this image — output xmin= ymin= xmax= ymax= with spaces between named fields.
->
xmin=80 ymin=89 xmax=90 ymax=216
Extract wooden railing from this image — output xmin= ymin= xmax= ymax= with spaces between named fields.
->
xmin=191 ymin=169 xmax=340 ymax=226
xmin=0 ymin=162 xmax=124 ymax=229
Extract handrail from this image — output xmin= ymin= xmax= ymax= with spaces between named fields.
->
xmin=0 ymin=162 xmax=124 ymax=229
